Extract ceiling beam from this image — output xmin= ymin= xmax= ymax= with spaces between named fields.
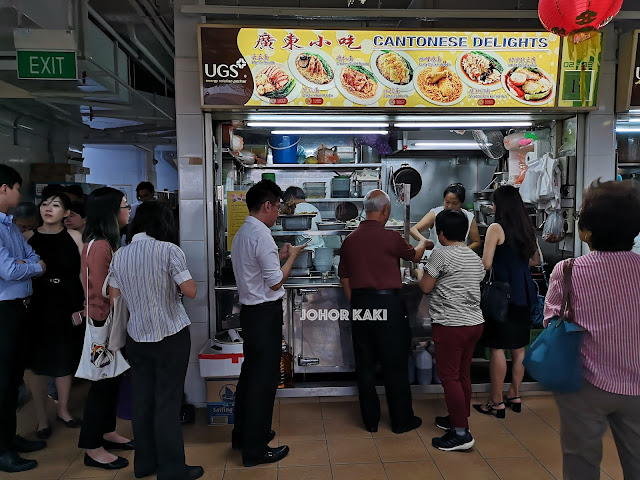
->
xmin=181 ymin=5 xmax=640 ymax=20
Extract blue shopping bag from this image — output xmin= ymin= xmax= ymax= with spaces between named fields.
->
xmin=523 ymin=259 xmax=584 ymax=393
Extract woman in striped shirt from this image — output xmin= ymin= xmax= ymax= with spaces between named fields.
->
xmin=108 ymin=202 xmax=203 ymax=480
xmin=544 ymin=180 xmax=640 ymax=480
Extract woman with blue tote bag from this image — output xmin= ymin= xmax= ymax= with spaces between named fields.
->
xmin=538 ymin=180 xmax=640 ymax=480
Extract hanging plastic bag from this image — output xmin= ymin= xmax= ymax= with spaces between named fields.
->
xmin=519 ymin=153 xmax=541 ymax=204
xmin=558 ymin=117 xmax=577 ymax=157
xmin=542 ymin=210 xmax=565 ymax=243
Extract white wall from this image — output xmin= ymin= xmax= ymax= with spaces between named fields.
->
xmin=174 ymin=0 xmax=209 ymax=406
xmin=155 ymin=153 xmax=179 ymax=192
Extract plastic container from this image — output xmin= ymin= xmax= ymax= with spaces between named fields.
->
xmin=432 ymin=357 xmax=441 ymax=384
xmin=331 ymin=176 xmax=351 ymax=198
xmin=269 ymin=134 xmax=300 ymax=164
xmin=413 ymin=346 xmax=432 ymax=385
xmin=199 ymin=330 xmax=244 ymax=378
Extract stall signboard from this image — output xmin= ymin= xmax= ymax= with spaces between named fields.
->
xmin=200 ymin=26 xmax=566 ymax=109
xmin=616 ymin=30 xmax=640 ymax=112
xmin=557 ymin=32 xmax=603 ymax=108
xmin=226 ymin=191 xmax=249 ymax=250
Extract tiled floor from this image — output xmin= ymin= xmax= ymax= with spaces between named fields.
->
xmin=3 ymin=388 xmax=625 ymax=480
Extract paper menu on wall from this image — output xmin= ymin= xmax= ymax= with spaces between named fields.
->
xmin=227 ymin=191 xmax=249 ymax=250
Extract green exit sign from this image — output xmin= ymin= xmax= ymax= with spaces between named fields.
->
xmin=17 ymin=50 xmax=77 ymax=80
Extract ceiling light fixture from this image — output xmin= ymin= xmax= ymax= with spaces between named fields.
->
xmin=270 ymin=130 xmax=389 ymax=135
xmin=615 ymin=126 xmax=640 ymax=133
xmin=248 ymin=122 xmax=389 ymax=128
xmin=412 ymin=141 xmax=483 ymax=150
xmin=394 ymin=121 xmax=533 ymax=128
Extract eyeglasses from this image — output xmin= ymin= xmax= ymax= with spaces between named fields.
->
xmin=120 ymin=204 xmax=132 ymax=211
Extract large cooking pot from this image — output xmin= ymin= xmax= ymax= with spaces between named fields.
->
xmin=392 ymin=163 xmax=422 ymax=198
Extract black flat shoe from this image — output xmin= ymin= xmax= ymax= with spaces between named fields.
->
xmin=0 ymin=451 xmax=38 ymax=473
xmin=57 ymin=416 xmax=82 ymax=428
xmin=187 ymin=465 xmax=204 ymax=479
xmin=392 ymin=415 xmax=422 ymax=434
xmin=231 ymin=430 xmax=276 ymax=450
xmin=365 ymin=425 xmax=378 ymax=433
xmin=36 ymin=426 xmax=52 ymax=439
xmin=12 ymin=435 xmax=47 ymax=453
xmin=104 ymin=439 xmax=135 ymax=450
xmin=83 ymin=453 xmax=129 ymax=470
xmin=504 ymin=396 xmax=522 ymax=413
xmin=435 ymin=415 xmax=451 ymax=431
xmin=473 ymin=402 xmax=506 ymax=419
xmin=242 ymin=445 xmax=289 ymax=467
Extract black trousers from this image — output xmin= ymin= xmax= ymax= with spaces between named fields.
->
xmin=350 ymin=292 xmax=414 ymax=432
xmin=0 ymin=301 xmax=28 ymax=454
xmin=233 ymin=300 xmax=282 ymax=459
xmin=126 ymin=327 xmax=190 ymax=480
xmin=78 ymin=375 xmax=120 ymax=449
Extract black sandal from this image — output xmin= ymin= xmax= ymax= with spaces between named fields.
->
xmin=504 ymin=396 xmax=522 ymax=413
xmin=473 ymin=401 xmax=506 ymax=419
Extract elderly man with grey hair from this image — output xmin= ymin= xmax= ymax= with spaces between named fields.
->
xmin=339 ymin=190 xmax=429 ymax=434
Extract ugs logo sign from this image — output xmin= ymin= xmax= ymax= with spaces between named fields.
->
xmin=204 ymin=58 xmax=247 ymax=79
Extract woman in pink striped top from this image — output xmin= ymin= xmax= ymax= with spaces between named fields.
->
xmin=544 ymin=180 xmax=640 ymax=480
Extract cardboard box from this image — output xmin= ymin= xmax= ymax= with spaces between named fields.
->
xmin=206 ymin=377 xmax=238 ymax=425
xmin=30 ymin=163 xmax=90 ymax=177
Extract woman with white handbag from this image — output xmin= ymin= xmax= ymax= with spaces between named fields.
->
xmin=108 ymin=201 xmax=202 ymax=480
xmin=76 ymin=187 xmax=133 ymax=470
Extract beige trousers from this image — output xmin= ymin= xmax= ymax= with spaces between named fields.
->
xmin=555 ymin=382 xmax=640 ymax=480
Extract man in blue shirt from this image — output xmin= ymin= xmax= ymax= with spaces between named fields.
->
xmin=0 ymin=164 xmax=47 ymax=473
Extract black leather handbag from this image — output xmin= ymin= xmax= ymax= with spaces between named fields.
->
xmin=480 ymin=270 xmax=511 ymax=325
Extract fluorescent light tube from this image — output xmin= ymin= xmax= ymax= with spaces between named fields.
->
xmin=248 ymin=122 xmax=389 ymax=128
xmin=615 ymin=126 xmax=640 ymax=133
xmin=412 ymin=141 xmax=483 ymax=150
xmin=270 ymin=130 xmax=388 ymax=135
xmin=394 ymin=121 xmax=533 ymax=128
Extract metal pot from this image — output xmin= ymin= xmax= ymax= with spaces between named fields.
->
xmin=393 ymin=163 xmax=422 ymax=198
xmin=293 ymin=250 xmax=313 ymax=269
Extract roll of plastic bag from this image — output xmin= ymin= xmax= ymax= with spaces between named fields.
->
xmin=228 ymin=328 xmax=243 ymax=343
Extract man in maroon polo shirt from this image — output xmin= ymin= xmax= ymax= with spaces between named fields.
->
xmin=339 ymin=190 xmax=429 ymax=434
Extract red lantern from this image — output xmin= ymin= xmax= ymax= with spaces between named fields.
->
xmin=538 ymin=0 xmax=624 ymax=37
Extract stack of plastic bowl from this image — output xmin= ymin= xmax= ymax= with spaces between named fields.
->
xmin=314 ymin=248 xmax=334 ymax=272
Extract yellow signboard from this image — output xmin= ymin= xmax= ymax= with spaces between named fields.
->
xmin=557 ymin=32 xmax=602 ymax=108
xmin=200 ymin=27 xmax=562 ymax=109
xmin=226 ymin=191 xmax=249 ymax=250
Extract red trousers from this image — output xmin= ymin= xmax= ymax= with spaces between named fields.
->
xmin=432 ymin=323 xmax=484 ymax=429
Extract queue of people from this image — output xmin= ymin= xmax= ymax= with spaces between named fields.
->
xmin=2 ymin=164 xmax=639 ymax=477
xmin=0 ymin=166 xmax=202 ymax=479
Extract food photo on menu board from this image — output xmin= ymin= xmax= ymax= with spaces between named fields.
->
xmin=199 ymin=27 xmax=578 ymax=108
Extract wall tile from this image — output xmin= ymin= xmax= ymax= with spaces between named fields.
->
xmin=175 ymin=57 xmax=199 ymax=72
xmin=585 ymin=154 xmax=615 ymax=184
xmin=181 ymin=240 xmax=207 ymax=282
xmin=176 ymin=71 xmax=202 ymax=115
xmin=178 ymin=156 xmax=204 ymax=200
xmin=189 ymin=322 xmax=210 ymax=362
xmin=184 ymin=362 xmax=206 ymax=405
xmin=586 ymin=117 xmax=615 ymax=157
xmin=179 ymin=199 xmax=206 ymax=241
xmin=176 ymin=114 xmax=204 ymax=157
xmin=184 ymin=281 xmax=209 ymax=324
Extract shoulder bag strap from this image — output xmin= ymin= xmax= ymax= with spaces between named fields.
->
xmin=559 ymin=258 xmax=575 ymax=321
xmin=536 ymin=240 xmax=549 ymax=289
xmin=85 ymin=239 xmax=95 ymax=321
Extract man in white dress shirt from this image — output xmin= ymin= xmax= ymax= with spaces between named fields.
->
xmin=230 ymin=180 xmax=306 ymax=467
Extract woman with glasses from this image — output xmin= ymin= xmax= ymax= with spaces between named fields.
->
xmin=77 ymin=187 xmax=133 ymax=471
xmin=410 ymin=183 xmax=482 ymax=252
xmin=24 ymin=191 xmax=85 ymax=439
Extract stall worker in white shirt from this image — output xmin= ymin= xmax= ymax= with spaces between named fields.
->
xmin=230 ymin=180 xmax=306 ymax=467
xmin=410 ymin=183 xmax=481 ymax=252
